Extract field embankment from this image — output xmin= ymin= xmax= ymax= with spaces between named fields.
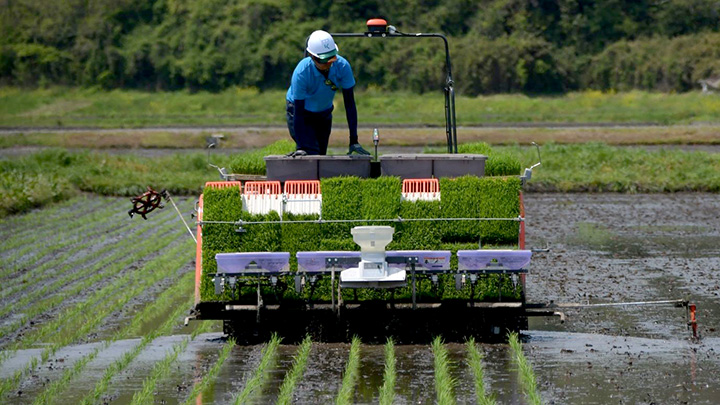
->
xmin=2 ymin=140 xmax=719 ymax=217
xmin=2 ymin=88 xmax=720 ymax=128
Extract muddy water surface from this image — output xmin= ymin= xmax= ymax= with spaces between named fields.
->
xmin=3 ymin=193 xmax=719 ymax=404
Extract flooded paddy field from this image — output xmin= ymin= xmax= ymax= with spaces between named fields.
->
xmin=1 ymin=192 xmax=718 ymax=404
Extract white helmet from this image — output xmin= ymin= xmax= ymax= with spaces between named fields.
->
xmin=306 ymin=30 xmax=338 ymax=60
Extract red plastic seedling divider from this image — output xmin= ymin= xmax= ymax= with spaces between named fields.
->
xmin=244 ymin=181 xmax=282 ymax=195
xmin=402 ymin=178 xmax=439 ymax=194
xmin=284 ymin=180 xmax=321 ymax=196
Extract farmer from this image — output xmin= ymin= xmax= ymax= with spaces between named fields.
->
xmin=286 ymin=30 xmax=370 ymax=156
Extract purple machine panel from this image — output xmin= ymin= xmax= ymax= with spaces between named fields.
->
xmin=386 ymin=250 xmax=452 ymax=270
xmin=215 ymin=252 xmax=290 ymax=274
xmin=296 ymin=251 xmax=362 ymax=272
xmin=457 ymin=250 xmax=532 ymax=271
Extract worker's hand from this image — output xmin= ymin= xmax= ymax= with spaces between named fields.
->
xmin=286 ymin=149 xmax=308 ymax=158
xmin=347 ymin=143 xmax=370 ymax=156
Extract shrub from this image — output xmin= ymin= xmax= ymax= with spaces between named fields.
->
xmin=0 ymin=170 xmax=74 ymax=218
xmin=584 ymin=33 xmax=720 ymax=92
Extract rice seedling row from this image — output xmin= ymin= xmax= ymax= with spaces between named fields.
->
xmin=0 ymin=198 xmax=191 ymax=305
xmin=508 ymin=332 xmax=542 ymax=405
xmin=0 ymin=200 xmax=187 ymax=312
xmin=38 ymin=239 xmax=194 ymax=350
xmin=336 ymin=336 xmax=362 ymax=405
xmin=46 ymin=296 xmax=195 ymax=405
xmin=233 ymin=334 xmax=282 ymax=405
xmin=0 ymin=197 xmax=163 ymax=289
xmin=0 ymin=196 xmax=120 ymax=254
xmin=33 ymin=284 xmax=192 ymax=405
xmin=2 ymin=219 xmax=123 ymax=300
xmin=182 ymin=336 xmax=237 ymax=405
xmin=0 ymin=232 xmax=184 ymax=344
xmin=0 ymin=195 xmax=106 ymax=241
xmin=378 ymin=338 xmax=396 ymax=405
xmin=0 ymin=211 xmax=186 ymax=334
xmin=81 ymin=280 xmax=196 ymax=405
xmin=0 ymin=209 xmax=129 ymax=287
xmin=130 ymin=321 xmax=213 ymax=405
xmin=0 ymin=200 xmax=136 ymax=292
xmin=4 ymin=238 xmax=190 ymax=357
xmin=0 ymin=197 xmax=127 ymax=270
xmin=0 ymin=241 xmax=191 ymax=400
xmin=0 ymin=230 xmax=185 ymax=356
xmin=275 ymin=335 xmax=312 ymax=405
xmin=0 ymin=239 xmax=193 ymax=398
xmin=33 ymin=272 xmax=195 ymax=404
xmin=432 ymin=337 xmax=457 ymax=405
xmin=466 ymin=337 xmax=496 ymax=405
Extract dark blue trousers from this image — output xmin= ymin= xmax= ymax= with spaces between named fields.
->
xmin=286 ymin=100 xmax=333 ymax=155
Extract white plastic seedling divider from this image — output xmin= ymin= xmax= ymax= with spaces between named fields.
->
xmin=243 ymin=181 xmax=284 ymax=216
xmin=284 ymin=180 xmax=322 ymax=215
xmin=401 ymin=178 xmax=440 ymax=202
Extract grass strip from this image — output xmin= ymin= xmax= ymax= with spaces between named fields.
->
xmin=0 ymin=213 xmax=184 ymax=339
xmin=0 ymin=238 xmax=192 ymax=398
xmin=183 ymin=337 xmax=237 ymax=405
xmin=130 ymin=321 xmax=213 ymax=405
xmin=336 ymin=336 xmax=362 ymax=405
xmin=0 ymin=200 xmax=190 ymax=332
xmin=2 ymin=88 xmax=720 ymax=127
xmin=233 ymin=334 xmax=282 ymax=405
xmin=432 ymin=336 xmax=457 ymax=405
xmin=378 ymin=338 xmax=396 ymax=405
xmin=508 ymin=332 xmax=542 ymax=405
xmin=275 ymin=335 xmax=313 ymax=405
xmin=32 ymin=274 xmax=195 ymax=405
xmin=466 ymin=337 xmax=496 ymax=405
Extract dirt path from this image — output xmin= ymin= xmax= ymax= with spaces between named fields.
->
xmin=2 ymin=124 xmax=719 ymax=151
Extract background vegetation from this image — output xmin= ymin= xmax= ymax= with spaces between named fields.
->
xmin=1 ymin=0 xmax=719 ymax=94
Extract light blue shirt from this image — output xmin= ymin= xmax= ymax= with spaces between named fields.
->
xmin=286 ymin=56 xmax=356 ymax=112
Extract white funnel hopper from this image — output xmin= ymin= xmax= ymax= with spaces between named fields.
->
xmin=352 ymin=226 xmax=393 ymax=263
xmin=340 ymin=226 xmax=406 ymax=288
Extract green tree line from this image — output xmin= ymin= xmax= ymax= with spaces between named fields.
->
xmin=1 ymin=0 xmax=719 ymax=94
